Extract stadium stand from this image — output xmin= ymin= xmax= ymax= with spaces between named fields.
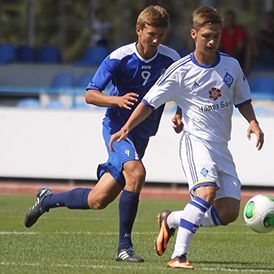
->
xmin=17 ymin=98 xmax=40 ymax=108
xmin=0 ymin=43 xmax=16 ymax=64
xmin=38 ymin=44 xmax=62 ymax=64
xmin=250 ymin=75 xmax=274 ymax=100
xmin=75 ymin=45 xmax=109 ymax=66
xmin=75 ymin=72 xmax=93 ymax=87
xmin=50 ymin=72 xmax=75 ymax=88
xmin=16 ymin=45 xmax=37 ymax=63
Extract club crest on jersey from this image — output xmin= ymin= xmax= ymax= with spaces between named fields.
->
xmin=223 ymin=72 xmax=233 ymax=88
xmin=209 ymin=87 xmax=221 ymax=100
xmin=200 ymin=167 xmax=208 ymax=177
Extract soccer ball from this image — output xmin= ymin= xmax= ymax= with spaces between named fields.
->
xmin=243 ymin=194 xmax=274 ymax=233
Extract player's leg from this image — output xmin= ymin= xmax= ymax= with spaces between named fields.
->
xmin=100 ymin=121 xmax=147 ymax=262
xmin=87 ymin=172 xmax=122 ymax=209
xmin=156 ymin=133 xmax=218 ymax=268
xmin=116 ymin=159 xmax=145 ymax=262
xmin=208 ymin=170 xmax=241 ymax=225
xmin=24 ymin=119 xmax=122 ymax=228
xmin=212 ymin=197 xmax=240 ymax=224
xmin=163 ymin=165 xmax=241 ymax=231
xmin=167 ymin=185 xmax=215 ymax=269
xmin=24 ymin=186 xmax=92 ymax=228
xmin=24 ymin=171 xmax=123 ymax=228
xmin=201 ymin=148 xmax=241 ymax=226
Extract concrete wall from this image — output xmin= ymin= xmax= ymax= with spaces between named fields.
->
xmin=0 ymin=107 xmax=273 ymax=186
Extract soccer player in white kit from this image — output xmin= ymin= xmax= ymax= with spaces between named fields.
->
xmin=109 ymin=6 xmax=264 ymax=269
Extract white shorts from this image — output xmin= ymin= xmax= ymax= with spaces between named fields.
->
xmin=179 ymin=132 xmax=241 ymax=201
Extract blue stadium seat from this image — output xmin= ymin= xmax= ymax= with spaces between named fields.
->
xmin=0 ymin=43 xmax=16 ymax=64
xmin=44 ymin=100 xmax=65 ymax=109
xmin=17 ymin=98 xmax=40 ymax=108
xmin=50 ymin=72 xmax=75 ymax=88
xmin=16 ymin=45 xmax=36 ymax=63
xmin=74 ymin=102 xmax=90 ymax=109
xmin=48 ymin=72 xmax=75 ymax=109
xmin=75 ymin=46 xmax=109 ymax=66
xmin=75 ymin=72 xmax=94 ymax=87
xmin=38 ymin=44 xmax=62 ymax=64
xmin=250 ymin=76 xmax=274 ymax=100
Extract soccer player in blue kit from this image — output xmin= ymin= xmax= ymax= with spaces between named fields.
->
xmin=109 ymin=6 xmax=264 ymax=269
xmin=24 ymin=5 xmax=181 ymax=262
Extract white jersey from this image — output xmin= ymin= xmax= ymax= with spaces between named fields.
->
xmin=143 ymin=52 xmax=251 ymax=143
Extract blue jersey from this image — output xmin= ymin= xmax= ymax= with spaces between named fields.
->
xmin=86 ymin=42 xmax=180 ymax=138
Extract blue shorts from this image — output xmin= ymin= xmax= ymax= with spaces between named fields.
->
xmin=97 ymin=117 xmax=149 ymax=188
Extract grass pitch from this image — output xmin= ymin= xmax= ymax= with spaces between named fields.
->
xmin=0 ymin=194 xmax=274 ymax=274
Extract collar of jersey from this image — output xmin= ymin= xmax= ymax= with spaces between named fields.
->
xmin=190 ymin=51 xmax=220 ymax=68
xmin=134 ymin=42 xmax=159 ymax=63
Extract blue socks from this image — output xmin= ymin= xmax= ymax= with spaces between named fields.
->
xmin=118 ymin=190 xmax=139 ymax=251
xmin=41 ymin=187 xmax=140 ymax=252
xmin=42 ymin=188 xmax=91 ymax=211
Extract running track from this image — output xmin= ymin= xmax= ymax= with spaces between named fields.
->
xmin=0 ymin=180 xmax=273 ymax=201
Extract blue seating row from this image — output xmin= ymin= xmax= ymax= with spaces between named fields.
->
xmin=249 ymin=76 xmax=274 ymax=100
xmin=0 ymin=43 xmax=62 ymax=64
xmin=0 ymin=43 xmax=109 ymax=65
xmin=50 ymin=72 xmax=94 ymax=88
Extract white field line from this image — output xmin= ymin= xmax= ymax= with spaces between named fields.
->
xmin=0 ymin=230 xmax=259 ymax=236
xmin=0 ymin=261 xmax=272 ymax=273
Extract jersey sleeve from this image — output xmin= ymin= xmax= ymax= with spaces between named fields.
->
xmin=86 ymin=56 xmax=119 ymax=91
xmin=233 ymin=62 xmax=252 ymax=107
xmin=142 ymin=67 xmax=181 ymax=109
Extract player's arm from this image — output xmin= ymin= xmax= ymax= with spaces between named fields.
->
xmin=85 ymin=89 xmax=139 ymax=110
xmin=172 ymin=106 xmax=184 ymax=134
xmin=109 ymin=102 xmax=153 ymax=150
xmin=238 ymin=101 xmax=264 ymax=150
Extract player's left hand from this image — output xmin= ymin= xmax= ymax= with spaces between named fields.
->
xmin=247 ymin=120 xmax=264 ymax=150
xmin=172 ymin=113 xmax=184 ymax=133
xmin=109 ymin=127 xmax=129 ymax=151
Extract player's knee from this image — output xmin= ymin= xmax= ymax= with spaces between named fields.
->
xmin=88 ymin=194 xmax=110 ymax=209
xmin=124 ymin=165 xmax=146 ymax=192
xmin=195 ymin=186 xmax=216 ymax=204
xmin=133 ymin=168 xmax=146 ymax=184
xmin=89 ymin=199 xmax=108 ymax=209
xmin=131 ymin=169 xmax=145 ymax=188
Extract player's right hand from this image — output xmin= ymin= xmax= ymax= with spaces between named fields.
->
xmin=109 ymin=127 xmax=129 ymax=151
xmin=117 ymin=92 xmax=139 ymax=109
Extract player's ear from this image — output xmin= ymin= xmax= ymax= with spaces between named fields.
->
xmin=190 ymin=28 xmax=196 ymax=40
xmin=136 ymin=25 xmax=142 ymax=36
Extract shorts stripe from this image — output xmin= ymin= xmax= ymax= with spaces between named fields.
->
xmin=185 ymin=135 xmax=198 ymax=183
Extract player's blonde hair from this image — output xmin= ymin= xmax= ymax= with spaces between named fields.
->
xmin=136 ymin=5 xmax=169 ymax=29
xmin=192 ymin=6 xmax=223 ymax=30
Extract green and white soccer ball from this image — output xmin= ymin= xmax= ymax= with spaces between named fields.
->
xmin=244 ymin=194 xmax=274 ymax=233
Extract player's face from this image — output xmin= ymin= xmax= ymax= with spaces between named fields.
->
xmin=191 ymin=24 xmax=221 ymax=63
xmin=136 ymin=24 xmax=167 ymax=58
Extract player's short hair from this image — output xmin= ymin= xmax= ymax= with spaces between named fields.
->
xmin=192 ymin=6 xmax=223 ymax=30
xmin=136 ymin=5 xmax=169 ymax=29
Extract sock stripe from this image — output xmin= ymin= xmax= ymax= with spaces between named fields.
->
xmin=193 ymin=196 xmax=211 ymax=209
xmin=179 ymin=218 xmax=199 ymax=233
xmin=189 ymin=200 xmax=208 ymax=213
